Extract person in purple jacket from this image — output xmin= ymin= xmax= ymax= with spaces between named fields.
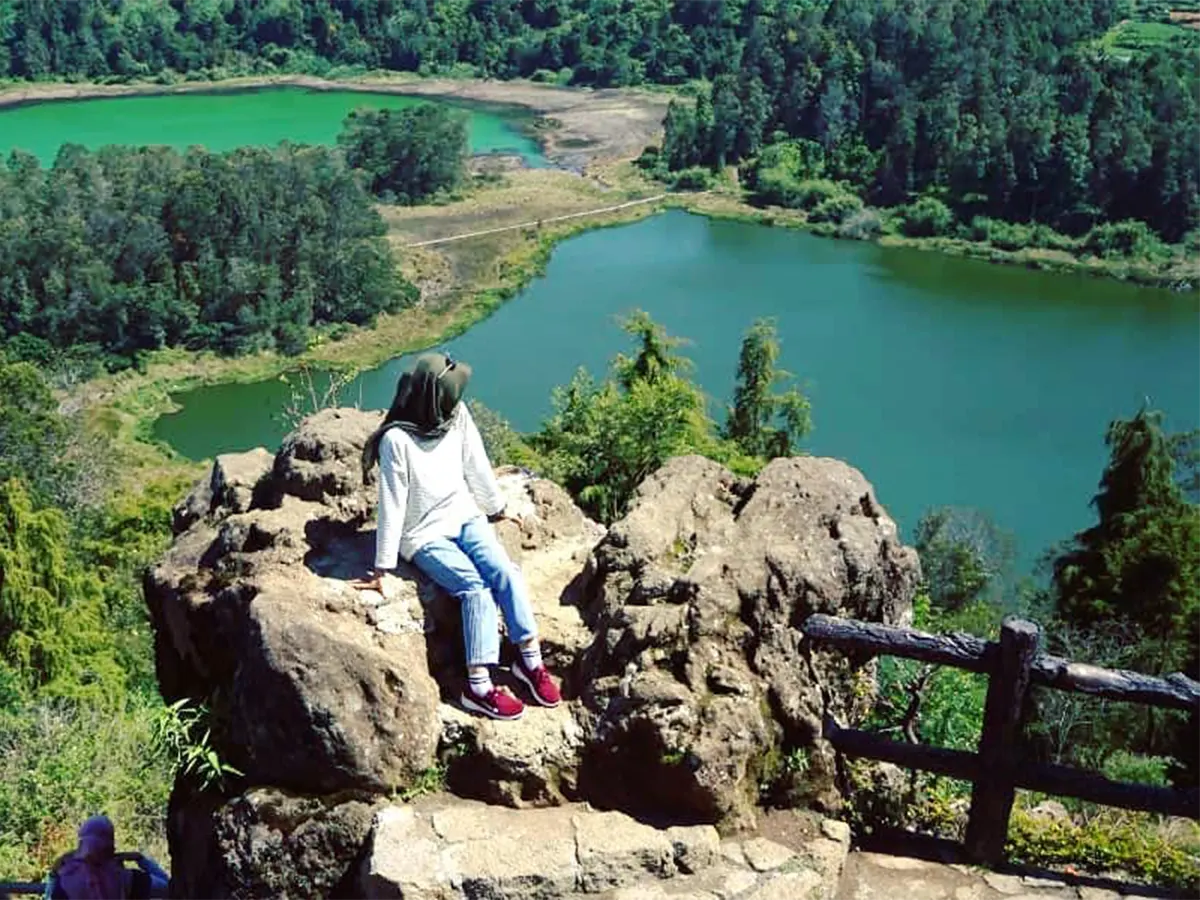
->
xmin=46 ymin=816 xmax=169 ymax=899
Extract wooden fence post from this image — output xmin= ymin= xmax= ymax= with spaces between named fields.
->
xmin=964 ymin=617 xmax=1040 ymax=865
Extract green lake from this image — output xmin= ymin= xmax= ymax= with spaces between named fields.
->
xmin=0 ymin=86 xmax=546 ymax=166
xmin=153 ymin=210 xmax=1200 ymax=567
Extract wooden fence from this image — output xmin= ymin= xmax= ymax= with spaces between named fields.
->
xmin=803 ymin=613 xmax=1200 ymax=864
xmin=0 ymin=882 xmax=42 ymax=898
xmin=0 ymin=892 xmax=166 ymax=897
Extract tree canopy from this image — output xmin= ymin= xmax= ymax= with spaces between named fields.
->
xmin=0 ymin=142 xmax=413 ymax=368
xmin=338 ymin=103 xmax=469 ymax=203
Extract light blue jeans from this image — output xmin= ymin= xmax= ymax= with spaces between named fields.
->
xmin=411 ymin=516 xmax=538 ymax=667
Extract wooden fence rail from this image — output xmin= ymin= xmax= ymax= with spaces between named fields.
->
xmin=0 ymin=882 xmax=43 ymax=898
xmin=802 ymin=613 xmax=1200 ymax=865
xmin=0 ymin=892 xmax=166 ymax=897
xmin=1 ymin=883 xmax=169 ymax=897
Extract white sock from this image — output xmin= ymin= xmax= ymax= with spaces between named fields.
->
xmin=468 ymin=669 xmax=493 ymax=697
xmin=520 ymin=641 xmax=543 ymax=672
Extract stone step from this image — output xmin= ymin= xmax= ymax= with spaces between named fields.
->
xmin=359 ymin=796 xmax=850 ymax=900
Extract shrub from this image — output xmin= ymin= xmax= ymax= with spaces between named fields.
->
xmin=1101 ymin=751 xmax=1172 ymax=787
xmin=467 ymin=400 xmax=542 ymax=470
xmin=1007 ymin=804 xmax=1200 ymax=893
xmin=1083 ymin=220 xmax=1169 ymax=259
xmin=635 ymin=145 xmax=661 ymax=171
xmin=809 ymin=193 xmax=863 ymax=225
xmin=0 ymin=697 xmax=172 ymax=880
xmin=900 ymin=197 xmax=955 ymax=237
xmin=837 ymin=207 xmax=884 ymax=240
xmin=751 ymin=167 xmax=802 ymax=206
xmin=671 ymin=166 xmax=713 ymax=191
xmin=969 ymin=217 xmax=1077 ymax=252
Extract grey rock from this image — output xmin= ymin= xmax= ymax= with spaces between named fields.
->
xmin=744 ymin=870 xmax=823 ymax=900
xmin=212 ymin=447 xmax=274 ymax=514
xmin=579 ymin=456 xmax=919 ymax=830
xmin=666 ymin=824 xmax=721 ymax=875
xmin=574 ymin=809 xmax=676 ymax=892
xmin=439 ymin=701 xmax=586 ymax=807
xmin=168 ymin=786 xmax=379 ymax=899
xmin=741 ymin=838 xmax=794 ymax=873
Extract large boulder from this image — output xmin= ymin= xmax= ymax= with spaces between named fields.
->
xmin=576 ymin=455 xmax=920 ymax=831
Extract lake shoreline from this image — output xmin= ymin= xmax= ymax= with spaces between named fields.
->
xmin=0 ymin=73 xmax=672 ymax=170
xmin=673 ymin=192 xmax=1199 ymax=293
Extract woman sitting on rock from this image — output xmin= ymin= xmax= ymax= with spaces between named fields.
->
xmin=354 ymin=351 xmax=561 ymax=721
xmin=45 ymin=815 xmax=169 ymax=899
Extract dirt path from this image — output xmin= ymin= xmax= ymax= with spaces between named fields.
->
xmin=406 ymin=194 xmax=666 ymax=247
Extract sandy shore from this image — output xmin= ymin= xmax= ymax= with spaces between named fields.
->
xmin=0 ymin=74 xmax=671 ymax=169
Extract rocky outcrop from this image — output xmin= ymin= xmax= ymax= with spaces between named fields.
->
xmin=147 ymin=408 xmax=918 ymax=894
xmin=577 ymin=455 xmax=920 ymax=830
xmin=149 ymin=412 xmax=443 ymax=796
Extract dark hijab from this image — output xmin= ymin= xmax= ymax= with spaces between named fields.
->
xmin=361 ymin=351 xmax=472 ymax=483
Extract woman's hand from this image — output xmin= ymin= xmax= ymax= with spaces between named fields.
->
xmin=349 ymin=569 xmax=385 ymax=592
xmin=488 ymin=507 xmax=525 ymax=529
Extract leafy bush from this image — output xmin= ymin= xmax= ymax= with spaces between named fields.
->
xmin=809 ymin=193 xmax=863 ymax=224
xmin=671 ymin=166 xmax=713 ymax=191
xmin=0 ymin=697 xmax=172 ymax=880
xmin=837 ymin=207 xmax=884 ymax=240
xmin=900 ymin=197 xmax=955 ymax=237
xmin=532 ymin=311 xmax=756 ymax=522
xmin=1007 ymin=805 xmax=1200 ymax=893
xmin=969 ymin=217 xmax=1079 ymax=252
xmin=756 ymin=139 xmax=826 ymax=182
xmin=635 ymin=145 xmax=663 ymax=174
xmin=1082 ymin=220 xmax=1169 ymax=258
xmin=467 ymin=400 xmax=543 ymax=470
xmin=1101 ymin=751 xmax=1172 ymax=787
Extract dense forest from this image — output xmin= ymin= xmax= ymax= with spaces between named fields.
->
xmin=652 ymin=1 xmax=1199 ymax=241
xmin=0 ymin=139 xmax=419 ymax=369
xmin=2 ymin=0 xmax=1196 ymax=242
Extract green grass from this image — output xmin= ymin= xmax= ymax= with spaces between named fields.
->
xmin=1096 ymin=19 xmax=1199 ymax=59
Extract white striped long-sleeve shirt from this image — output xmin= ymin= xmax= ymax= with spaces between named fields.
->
xmin=374 ymin=403 xmax=506 ymax=568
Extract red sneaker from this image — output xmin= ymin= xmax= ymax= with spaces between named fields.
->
xmin=512 ymin=659 xmax=562 ymax=708
xmin=461 ymin=685 xmax=525 ymax=721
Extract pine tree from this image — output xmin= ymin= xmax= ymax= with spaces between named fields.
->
xmin=723 ymin=319 xmax=811 ymax=459
xmin=1052 ymin=408 xmax=1200 ymax=677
